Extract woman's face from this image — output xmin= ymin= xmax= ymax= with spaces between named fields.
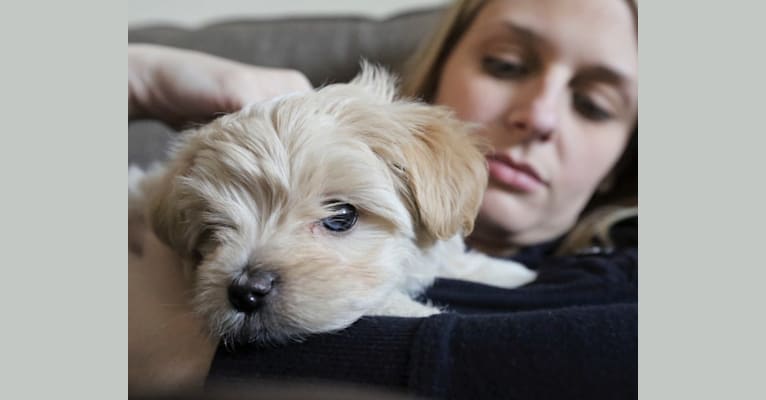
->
xmin=434 ymin=0 xmax=637 ymax=246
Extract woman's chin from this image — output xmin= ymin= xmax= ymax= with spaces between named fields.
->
xmin=477 ymin=189 xmax=565 ymax=247
xmin=480 ymin=187 xmax=537 ymax=223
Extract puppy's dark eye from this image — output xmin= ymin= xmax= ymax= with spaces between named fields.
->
xmin=321 ymin=202 xmax=358 ymax=232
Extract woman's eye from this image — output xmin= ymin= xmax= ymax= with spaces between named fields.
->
xmin=482 ymin=56 xmax=528 ymax=79
xmin=573 ymin=92 xmax=613 ymax=122
xmin=320 ymin=202 xmax=358 ymax=232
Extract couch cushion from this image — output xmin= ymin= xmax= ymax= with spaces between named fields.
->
xmin=129 ymin=7 xmax=444 ymax=86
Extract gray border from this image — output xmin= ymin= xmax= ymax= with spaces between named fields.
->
xmin=2 ymin=1 xmax=125 ymax=398
xmin=639 ymin=1 xmax=766 ymax=398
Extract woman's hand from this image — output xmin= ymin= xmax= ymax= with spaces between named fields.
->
xmin=129 ymin=44 xmax=312 ymax=129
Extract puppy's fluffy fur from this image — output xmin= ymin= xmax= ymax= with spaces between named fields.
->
xmin=129 ymin=64 xmax=535 ymax=345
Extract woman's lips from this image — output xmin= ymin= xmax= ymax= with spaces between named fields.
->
xmin=486 ymin=155 xmax=547 ymax=193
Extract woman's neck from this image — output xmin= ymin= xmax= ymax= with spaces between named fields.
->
xmin=464 ymin=228 xmax=522 ymax=258
xmin=466 ymin=218 xmax=567 ymax=258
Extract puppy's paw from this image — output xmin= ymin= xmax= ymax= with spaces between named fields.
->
xmin=368 ymin=292 xmax=441 ymax=318
xmin=475 ymin=256 xmax=537 ymax=288
xmin=446 ymin=251 xmax=538 ymax=289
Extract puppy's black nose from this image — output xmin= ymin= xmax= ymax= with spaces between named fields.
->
xmin=228 ymin=271 xmax=278 ymax=313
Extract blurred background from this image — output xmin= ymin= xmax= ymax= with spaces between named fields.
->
xmin=128 ymin=0 xmax=450 ymax=28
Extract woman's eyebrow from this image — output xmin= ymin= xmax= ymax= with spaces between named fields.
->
xmin=500 ymin=21 xmax=542 ymax=46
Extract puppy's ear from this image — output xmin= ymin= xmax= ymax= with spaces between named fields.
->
xmin=141 ymin=174 xmax=196 ymax=259
xmin=142 ymin=140 xmax=208 ymax=259
xmin=373 ymin=103 xmax=489 ymax=245
xmin=349 ymin=63 xmax=488 ymax=243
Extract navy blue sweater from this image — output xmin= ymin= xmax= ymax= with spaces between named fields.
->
xmin=206 ymin=218 xmax=637 ymax=399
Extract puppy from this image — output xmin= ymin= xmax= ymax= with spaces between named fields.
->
xmin=129 ymin=64 xmax=536 ymax=345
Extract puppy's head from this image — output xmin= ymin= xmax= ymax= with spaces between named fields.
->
xmin=146 ymin=63 xmax=488 ymax=344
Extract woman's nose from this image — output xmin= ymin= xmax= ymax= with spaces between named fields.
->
xmin=506 ymin=78 xmax=563 ymax=142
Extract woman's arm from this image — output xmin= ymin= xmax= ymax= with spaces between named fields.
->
xmin=128 ymin=44 xmax=312 ymax=129
xmin=207 ymin=305 xmax=637 ymax=400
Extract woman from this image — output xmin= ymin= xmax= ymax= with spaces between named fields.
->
xmin=403 ymin=0 xmax=637 ymax=258
xmin=129 ymin=0 xmax=638 ymax=398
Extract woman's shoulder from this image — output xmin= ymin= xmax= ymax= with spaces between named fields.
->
xmin=424 ymin=216 xmax=638 ymax=315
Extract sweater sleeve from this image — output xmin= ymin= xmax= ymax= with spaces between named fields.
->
xmin=206 ymin=316 xmax=424 ymax=389
xmin=410 ymin=305 xmax=637 ymax=399
xmin=207 ymin=304 xmax=637 ymax=400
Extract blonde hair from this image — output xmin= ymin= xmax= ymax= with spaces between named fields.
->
xmin=401 ymin=0 xmax=638 ymax=255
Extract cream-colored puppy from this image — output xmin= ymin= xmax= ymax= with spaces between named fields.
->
xmin=129 ymin=64 xmax=535 ymax=347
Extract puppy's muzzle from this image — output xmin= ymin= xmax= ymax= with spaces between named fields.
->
xmin=228 ymin=271 xmax=278 ymax=313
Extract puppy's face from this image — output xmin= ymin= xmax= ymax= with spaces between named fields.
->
xmin=146 ymin=66 xmax=488 ymax=344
